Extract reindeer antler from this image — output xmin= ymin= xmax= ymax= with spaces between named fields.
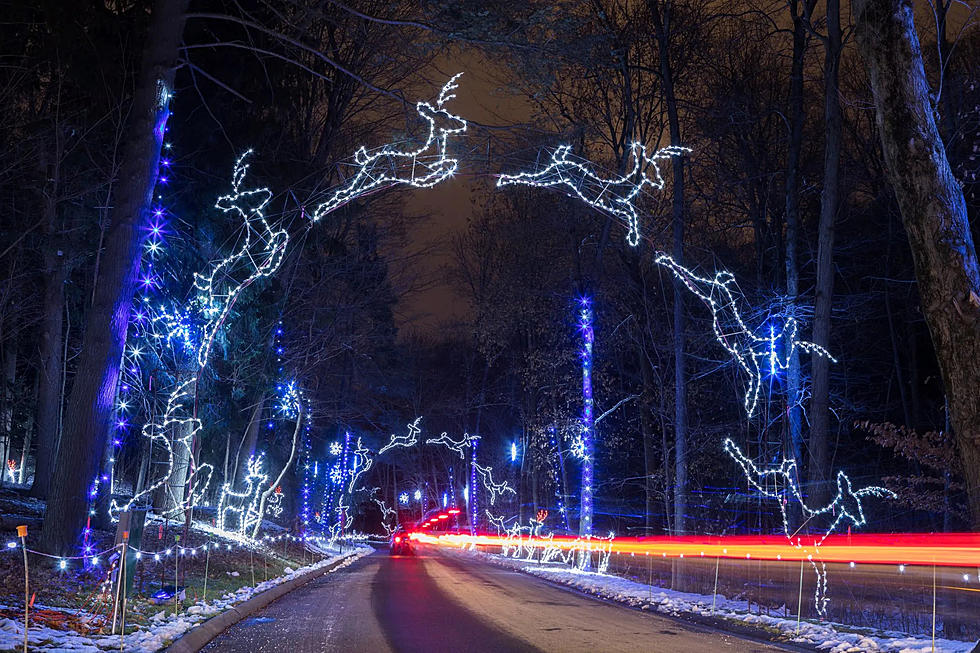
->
xmin=436 ymin=72 xmax=464 ymax=108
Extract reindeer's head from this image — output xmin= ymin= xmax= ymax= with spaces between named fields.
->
xmin=416 ymin=72 xmax=468 ymax=139
xmin=627 ymin=142 xmax=693 ymax=189
xmin=416 ymin=101 xmax=467 ymax=138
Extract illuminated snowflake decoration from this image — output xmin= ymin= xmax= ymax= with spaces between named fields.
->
xmin=656 ymin=255 xmax=837 ymax=418
xmin=497 ymin=143 xmax=690 ymax=246
xmin=276 ymin=380 xmax=301 ymax=418
xmin=330 ymin=441 xmax=343 ymax=456
xmin=398 ymin=492 xmax=409 ymax=505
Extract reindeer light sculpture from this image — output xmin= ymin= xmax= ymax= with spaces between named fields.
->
xmin=497 ymin=142 xmax=690 ymax=246
xmin=112 ymin=152 xmax=287 ymax=521
xmin=655 ymin=254 xmax=836 ymax=418
xmin=309 ymin=73 xmax=468 ymax=223
xmin=473 ymin=463 xmax=516 ymax=505
xmin=724 ymin=438 xmax=895 ymax=616
xmin=378 ymin=417 xmax=422 ymax=455
xmin=426 ymin=431 xmax=480 ymax=459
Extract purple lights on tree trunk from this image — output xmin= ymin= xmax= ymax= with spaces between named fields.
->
xmin=578 ymin=296 xmax=595 ymax=538
xmin=470 ymin=438 xmax=479 ymax=534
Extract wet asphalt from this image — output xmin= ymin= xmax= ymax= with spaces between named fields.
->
xmin=201 ymin=547 xmax=791 ymax=652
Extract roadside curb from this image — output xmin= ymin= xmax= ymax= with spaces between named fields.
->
xmin=164 ymin=549 xmax=364 ymax=653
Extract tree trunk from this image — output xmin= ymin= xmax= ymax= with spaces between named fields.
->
xmin=808 ymin=0 xmax=843 ymax=507
xmin=18 ymin=377 xmax=37 ymax=485
xmin=854 ymin=0 xmax=980 ymax=529
xmin=784 ymin=0 xmax=812 ymax=473
xmin=40 ymin=0 xmax=187 ymax=555
xmin=647 ymin=0 xmax=688 ymax=536
xmin=251 ymin=407 xmax=302 ymax=538
xmin=0 ymin=343 xmax=15 ymax=486
xmin=153 ymin=420 xmax=191 ymax=515
xmin=29 ymin=208 xmax=67 ymax=498
xmin=639 ymin=344 xmax=657 ymax=533
xmin=234 ymin=395 xmax=265 ymax=487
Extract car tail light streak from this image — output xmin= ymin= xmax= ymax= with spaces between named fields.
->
xmin=411 ymin=532 xmax=980 ymax=567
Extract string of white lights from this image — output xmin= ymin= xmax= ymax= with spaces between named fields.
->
xmin=655 ymin=254 xmax=837 ymax=418
xmin=426 ymin=431 xmax=480 ymax=459
xmin=308 ymin=74 xmax=468 ymax=223
xmin=377 ymin=417 xmax=422 ymax=455
xmin=112 ymin=151 xmax=287 ymax=521
xmin=497 ymin=143 xmax=690 ymax=246
xmin=216 ymin=453 xmax=270 ymax=536
xmin=723 ymin=438 xmax=895 ymax=615
xmin=472 ymin=463 xmax=516 ymax=505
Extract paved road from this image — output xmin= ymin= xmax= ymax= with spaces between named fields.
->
xmin=202 ymin=547 xmax=791 ymax=652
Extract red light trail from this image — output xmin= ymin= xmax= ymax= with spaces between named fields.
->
xmin=412 ymin=532 xmax=980 ymax=568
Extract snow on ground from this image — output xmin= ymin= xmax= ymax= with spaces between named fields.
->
xmin=0 ymin=544 xmax=372 ymax=652
xmin=453 ymin=548 xmax=977 ymax=653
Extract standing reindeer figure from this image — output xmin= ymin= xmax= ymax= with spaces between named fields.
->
xmin=656 ymin=255 xmax=836 ymax=418
xmin=112 ymin=152 xmax=288 ymax=521
xmin=497 ymin=142 xmax=690 ymax=246
xmin=217 ymin=453 xmax=270 ymax=535
xmin=724 ymin=438 xmax=895 ymax=616
xmin=309 ymin=74 xmax=468 ymax=223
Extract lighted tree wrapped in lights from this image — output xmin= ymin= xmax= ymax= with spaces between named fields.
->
xmin=575 ymin=297 xmax=595 ymax=539
xmin=107 ymin=75 xmax=470 ymax=531
xmin=112 ymin=151 xmax=288 ymax=521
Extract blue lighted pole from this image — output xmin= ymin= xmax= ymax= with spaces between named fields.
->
xmin=469 ymin=438 xmax=479 ymax=533
xmin=578 ymin=297 xmax=595 ymax=538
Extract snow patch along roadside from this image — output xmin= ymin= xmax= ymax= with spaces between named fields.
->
xmin=451 ymin=548 xmax=976 ymax=653
xmin=0 ymin=545 xmax=372 ymax=652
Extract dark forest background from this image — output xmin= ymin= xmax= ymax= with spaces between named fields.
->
xmin=0 ymin=0 xmax=977 ymax=552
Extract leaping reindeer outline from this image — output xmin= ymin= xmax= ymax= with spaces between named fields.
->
xmin=309 ymin=74 xmax=468 ymax=223
xmin=497 ymin=142 xmax=690 ymax=246
xmin=724 ymin=438 xmax=895 ymax=615
xmin=378 ymin=417 xmax=422 ymax=455
xmin=112 ymin=152 xmax=288 ymax=520
xmin=656 ymin=255 xmax=836 ymax=418
xmin=426 ymin=431 xmax=480 ymax=459
xmin=473 ymin=463 xmax=516 ymax=505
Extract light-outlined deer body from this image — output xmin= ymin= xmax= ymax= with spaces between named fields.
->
xmin=112 ymin=152 xmax=288 ymax=521
xmin=724 ymin=438 xmax=895 ymax=615
xmin=309 ymin=74 xmax=467 ymax=223
xmin=497 ymin=142 xmax=690 ymax=246
xmin=656 ymin=254 xmax=835 ymax=417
